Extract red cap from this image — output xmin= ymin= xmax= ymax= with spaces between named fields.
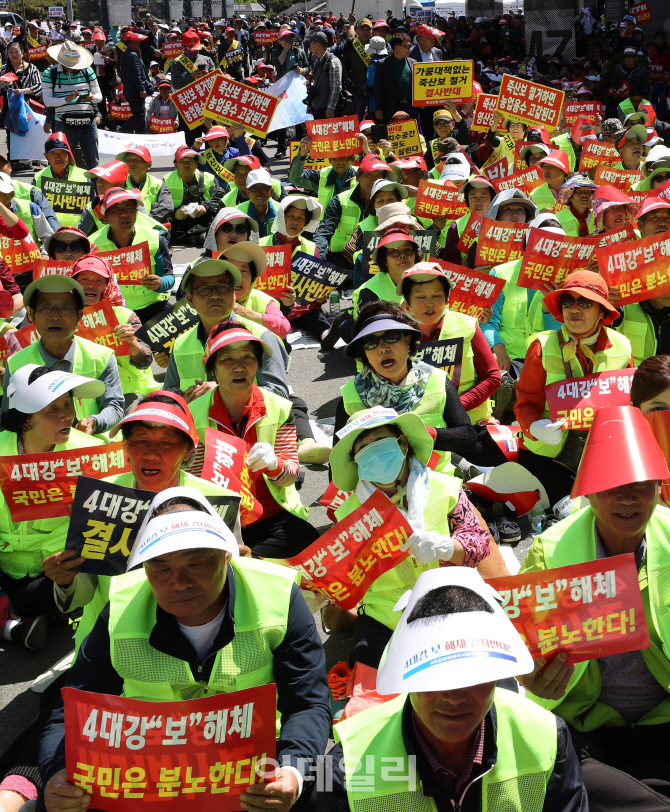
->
xmin=392 ymin=156 xmax=428 ymax=172
xmin=1 ymin=73 xmax=18 ymax=83
xmin=643 ymin=410 xmax=670 ymax=502
xmin=543 ymin=269 xmax=619 ymax=325
xmin=116 ymin=401 xmax=199 ymax=447
xmin=359 ymin=119 xmax=374 ymax=131
xmin=390 ymin=111 xmax=411 ymax=122
xmin=204 ymin=326 xmax=273 ymax=365
xmin=71 ymin=254 xmax=112 ymax=280
xmin=224 ymin=154 xmax=261 ymax=173
xmin=373 ymin=19 xmax=388 ymax=28
xmin=359 ymin=154 xmax=393 ymax=175
xmin=416 ymin=23 xmax=441 ymax=38
xmin=539 ymin=149 xmax=570 ymax=174
xmin=86 ymin=159 xmax=129 ymax=185
xmin=116 ymin=145 xmax=152 ymax=165
xmin=226 ymin=26 xmax=237 ymax=34
xmin=175 ymin=144 xmax=206 ymax=164
xmin=572 ymin=406 xmax=669 ymax=497
xmin=571 ymin=116 xmax=596 ymax=145
xmin=92 ymin=30 xmax=106 ymax=41
xmin=637 ymin=196 xmax=670 ymax=218
xmin=201 ymin=126 xmax=230 ymax=141
xmin=100 ymin=187 xmax=141 ymax=214
xmin=125 ymin=31 xmax=147 ymax=42
xmin=395 ymin=260 xmax=452 ymax=296
xmin=181 ymin=29 xmax=202 ymax=50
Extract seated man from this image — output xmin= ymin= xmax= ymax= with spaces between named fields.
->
xmin=39 ymin=488 xmax=330 ymax=812
xmin=288 ymin=134 xmax=357 ymax=211
xmin=2 ymin=151 xmax=61 ymax=232
xmin=222 ymin=154 xmax=283 ymax=207
xmin=117 ymin=145 xmax=174 ymax=223
xmin=320 ymin=567 xmax=588 ymax=811
xmin=32 ymin=133 xmax=92 ymax=229
xmin=235 ymin=167 xmax=279 ymax=238
xmin=89 ymin=187 xmax=174 ymax=324
xmin=163 ymin=257 xmax=289 ymax=401
xmin=1 ymin=275 xmax=124 ymax=435
xmin=160 ymin=144 xmax=225 ymax=246
xmin=520 ymin=405 xmax=670 ymax=812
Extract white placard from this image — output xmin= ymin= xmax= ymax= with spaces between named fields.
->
xmin=191 ymin=0 xmax=203 ymax=16
xmin=48 ymin=6 xmax=64 ymax=16
xmin=169 ymin=0 xmax=183 ymax=21
xmin=107 ymin=0 xmax=131 ymax=27
xmin=98 ymin=129 xmax=186 ymax=161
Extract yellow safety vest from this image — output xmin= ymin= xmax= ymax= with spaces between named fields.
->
xmin=439 ymin=310 xmax=491 ymax=424
xmin=617 ymin=303 xmax=657 ymax=366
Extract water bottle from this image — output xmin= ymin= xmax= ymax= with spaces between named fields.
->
xmin=329 ymin=291 xmax=340 ymax=317
xmin=529 ymin=502 xmax=545 ymax=537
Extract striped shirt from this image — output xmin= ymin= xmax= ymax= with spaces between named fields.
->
xmin=41 ymin=64 xmax=102 ymax=123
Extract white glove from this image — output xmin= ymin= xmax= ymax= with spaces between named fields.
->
xmin=401 ymin=530 xmax=454 ymax=564
xmin=246 ymin=442 xmax=279 ymax=473
xmin=530 ymin=419 xmax=566 ymax=446
xmin=300 ymin=587 xmax=328 ymax=614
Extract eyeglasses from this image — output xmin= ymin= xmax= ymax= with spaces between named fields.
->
xmin=399 ymin=42 xmax=411 ymax=48
xmin=35 ymin=303 xmax=77 ymax=316
xmin=434 ymin=119 xmax=453 ymax=127
xmin=386 ymin=248 xmax=415 ymax=258
xmin=362 ymin=330 xmax=404 ymax=350
xmin=218 ymin=222 xmax=248 ymax=234
xmin=52 ymin=240 xmax=87 ymax=253
xmin=559 ymin=295 xmax=594 ymax=310
xmin=193 ymin=282 xmax=233 ymax=297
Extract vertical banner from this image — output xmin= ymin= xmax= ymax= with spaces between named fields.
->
xmin=524 ymin=0 xmax=578 ymax=63
xmin=191 ymin=0 xmax=204 ymax=14
xmin=107 ymin=0 xmax=131 ymax=27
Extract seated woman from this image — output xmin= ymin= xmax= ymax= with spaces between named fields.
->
xmin=43 ymin=226 xmax=91 ymax=265
xmin=0 ymin=364 xmax=104 ymax=649
xmin=591 ymin=184 xmax=639 ymax=235
xmin=203 ymin=206 xmax=259 ymax=254
xmin=467 ymin=188 xmax=538 ymax=269
xmin=530 ymin=150 xmax=571 ymax=212
xmin=555 ymin=174 xmax=597 ymax=237
xmin=343 ymin=178 xmax=410 ymax=263
xmin=515 ymin=270 xmax=633 ymax=509
xmin=441 ymin=176 xmax=495 ymax=266
xmin=335 ymin=301 xmax=476 ymax=476
xmin=353 ymin=229 xmax=421 ymax=317
xmin=631 ymin=355 xmax=670 ymax=414
xmin=188 ymin=321 xmax=318 ymax=559
xmin=487 ymin=112 xmax=528 ymax=163
xmin=329 ymin=407 xmax=490 ymax=669
xmin=69 ymin=254 xmax=157 ymax=411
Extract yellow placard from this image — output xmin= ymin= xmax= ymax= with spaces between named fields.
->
xmin=388 ymin=120 xmax=423 ymax=158
xmin=289 ymin=141 xmax=330 ymax=170
xmin=412 ymin=60 xmax=474 ymax=107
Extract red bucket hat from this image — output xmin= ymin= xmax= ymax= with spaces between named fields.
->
xmin=543 ymin=270 xmax=619 ymax=325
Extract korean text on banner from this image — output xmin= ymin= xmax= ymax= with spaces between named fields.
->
xmin=203 ymin=73 xmax=279 ymax=138
xmin=359 ymin=230 xmax=438 ymax=285
xmin=484 ymin=155 xmax=513 ymax=183
xmin=387 ymin=120 xmax=422 ymax=158
xmin=415 ymin=179 xmax=469 ymax=220
xmin=0 ymin=444 xmax=131 ymax=522
xmin=546 ymin=369 xmax=635 ymax=430
xmin=135 ymin=298 xmax=199 ymax=355
xmin=41 ymin=175 xmax=92 ymax=216
xmin=630 ymin=1 xmax=652 ymax=22
xmin=496 ymin=75 xmax=565 ymax=131
xmin=519 ymin=225 xmax=636 ymax=291
xmin=289 ymin=141 xmax=328 ymax=170
xmin=95 ymin=242 xmax=152 ymax=285
xmin=471 ymin=94 xmax=499 ymax=132
xmin=597 ymin=231 xmax=670 ymax=305
xmin=171 ymin=70 xmax=220 ymax=130
xmin=0 ymin=232 xmax=43 ymax=276
xmin=475 ymin=218 xmax=528 ymax=267
xmin=254 ymin=31 xmax=278 ymax=44
xmin=594 ymin=165 xmax=643 ymax=190
xmin=36 ymin=259 xmax=75 ymax=279
xmin=28 ymin=44 xmax=48 ymax=61
xmin=457 ymin=211 xmax=483 ymax=254
xmin=305 ymin=116 xmax=360 ymax=158
xmin=412 ymin=60 xmax=474 ymax=106
xmin=65 ymin=684 xmax=277 ymax=812
xmin=64 ymin=477 xmax=154 ymax=576
xmin=77 ymin=300 xmax=131 ymax=357
xmin=286 ymin=489 xmax=412 ymax=609
xmin=432 ymin=259 xmax=506 ymax=319
xmin=563 ymin=101 xmax=603 ymax=126
xmin=149 ymin=116 xmax=176 ymax=134
xmin=578 ymin=140 xmax=621 ymax=172
xmin=257 ymin=245 xmax=292 ymax=297
xmin=291 ymin=253 xmax=349 ymax=305
xmin=318 ymin=481 xmax=354 ymax=523
xmin=492 ymin=165 xmax=543 ymax=195
xmin=415 ymin=337 xmax=464 ymax=386
xmin=486 ymin=554 xmax=649 ymax=664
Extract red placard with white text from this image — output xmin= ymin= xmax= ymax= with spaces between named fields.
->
xmin=415 ymin=179 xmax=468 ymax=219
xmin=110 ymin=103 xmax=133 ymax=120
xmin=318 ymin=481 xmax=354 ymax=523
xmin=171 ymin=70 xmax=220 ymax=130
xmin=475 ymin=218 xmax=529 ymax=267
xmin=305 ymin=116 xmax=361 ymax=158
xmin=0 ymin=442 xmax=131 ymax=521
xmin=491 ymin=164 xmax=543 ymax=195
xmin=77 ymin=300 xmax=131 ymax=357
xmin=1 ymin=232 xmax=42 ymax=277
xmin=484 ymin=155 xmax=513 ymax=182
xmin=148 ymin=116 xmax=177 ymax=134
xmin=630 ymin=1 xmax=652 ymax=22
xmin=486 ymin=554 xmax=649 ymax=664
xmin=594 ymin=165 xmax=643 ymax=190
xmin=431 ymin=259 xmax=505 ymax=319
xmin=254 ymin=31 xmax=278 ymax=44
xmin=64 ymin=685 xmax=277 ymax=812
xmin=203 ymin=73 xmax=279 ymax=137
xmin=545 ymin=370 xmax=635 ymax=429
xmin=596 ymin=231 xmax=670 ymax=304
xmin=496 ymin=74 xmax=565 ymax=131
xmin=96 ymin=242 xmax=151 ymax=285
xmin=456 ymin=210 xmax=483 ymax=254
xmin=286 ymin=489 xmax=412 ymax=610
xmin=471 ymin=93 xmax=500 ymax=132
xmin=563 ymin=101 xmax=603 ymax=126
xmin=257 ymin=244 xmax=292 ymax=297
xmin=35 ymin=259 xmax=73 ymax=279
xmin=578 ymin=140 xmax=621 ymax=173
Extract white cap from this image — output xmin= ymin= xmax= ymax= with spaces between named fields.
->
xmin=439 ymin=154 xmax=470 ymax=182
xmin=7 ymin=364 xmax=105 ymax=413
xmin=272 ymin=195 xmax=324 ymax=235
xmin=370 ymin=178 xmax=409 ymax=201
xmin=246 ymin=168 xmax=273 ymax=188
xmin=376 ymin=567 xmax=534 ymax=695
xmin=127 ymin=486 xmax=240 ymax=570
xmin=0 ymin=174 xmax=13 ymax=195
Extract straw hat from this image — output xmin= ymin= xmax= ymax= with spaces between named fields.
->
xmin=47 ymin=39 xmax=93 ymax=70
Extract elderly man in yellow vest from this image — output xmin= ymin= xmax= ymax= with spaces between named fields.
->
xmin=288 ymin=134 xmax=358 ymax=212
xmin=39 ymin=487 xmax=330 ymax=812
xmin=0 ymin=275 xmax=124 ymax=435
xmin=519 ymin=405 xmax=670 ymax=812
xmin=319 ymin=567 xmax=588 ymax=811
xmin=89 ymin=187 xmax=174 ymax=324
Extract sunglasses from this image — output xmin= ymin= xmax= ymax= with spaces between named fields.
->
xmin=399 ymin=42 xmax=411 ymax=48
xmin=559 ymin=295 xmax=594 ymax=310
xmin=52 ymin=239 xmax=87 ymax=253
xmin=218 ymin=222 xmax=248 ymax=234
xmin=362 ymin=330 xmax=405 ymax=350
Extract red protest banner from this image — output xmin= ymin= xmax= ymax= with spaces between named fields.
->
xmin=12 ymin=323 xmax=40 ymax=347
xmin=545 ymin=369 xmax=634 ymax=429
xmin=630 ymin=1 xmax=652 ymax=22
xmin=486 ymin=554 xmax=649 ymax=664
xmin=318 ymin=481 xmax=354 ymax=523
xmin=483 ymin=155 xmax=513 ymax=183
xmin=254 ymin=31 xmax=278 ymax=44
xmin=203 ymin=73 xmax=279 ymax=138
xmin=0 ymin=442 xmax=130 ymax=522
xmin=305 ymin=116 xmax=361 ymax=158
xmin=578 ymin=140 xmax=621 ymax=173
xmin=431 ymin=259 xmax=506 ymax=319
xmin=1 ymin=232 xmax=42 ymax=277
xmin=475 ymin=218 xmax=528 ymax=267
xmin=199 ymin=428 xmax=263 ymax=525
xmin=491 ymin=164 xmax=543 ymax=195
xmin=162 ymin=42 xmax=184 ymax=60
xmin=471 ymin=93 xmax=499 ymax=133
xmin=96 ymin=242 xmax=152 ymax=285
xmin=597 ymin=232 xmax=670 ymax=304
xmin=628 ymin=188 xmax=655 ymax=209
xmin=289 ymin=141 xmax=328 ymax=171
xmin=415 ymin=179 xmax=468 ymax=220
xmin=77 ymin=300 xmax=131 ymax=357
xmin=171 ymin=70 xmax=220 ymax=130
xmin=110 ymin=103 xmax=133 ymax=120
xmin=594 ymin=164 xmax=643 ymax=190
xmin=28 ymin=44 xmax=48 ymax=61
xmin=644 ymin=411 xmax=670 ymax=502
xmin=148 ymin=116 xmax=177 ymax=134
xmin=496 ymin=74 xmax=565 ymax=131
xmin=285 ymin=489 xmax=412 ymax=609
xmin=65 ymin=684 xmax=277 ymax=812
xmin=519 ymin=226 xmax=636 ymax=291
xmin=563 ymin=101 xmax=603 ymax=126
xmin=257 ymin=245 xmax=291 ymax=297
xmin=35 ymin=259 xmax=72 ymax=279
xmin=650 ymin=64 xmax=665 ymax=82
xmin=456 ymin=210 xmax=483 ymax=254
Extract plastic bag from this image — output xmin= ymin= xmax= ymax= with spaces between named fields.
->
xmin=7 ymin=90 xmax=30 ymax=136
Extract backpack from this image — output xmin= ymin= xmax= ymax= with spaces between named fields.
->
xmin=49 ymin=65 xmax=95 ymax=127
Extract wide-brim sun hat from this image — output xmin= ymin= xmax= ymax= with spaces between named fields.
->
xmin=182 ymin=257 xmax=243 ymax=291
xmin=218 ymin=241 xmax=268 ymax=279
xmin=343 ymin=313 xmax=423 ymax=360
xmin=543 ymin=269 xmax=619 ymax=325
xmin=24 ymin=274 xmax=86 ymax=310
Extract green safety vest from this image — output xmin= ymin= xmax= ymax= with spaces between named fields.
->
xmin=127 ymin=172 xmax=163 ymax=209
xmin=618 ymin=302 xmax=657 ymax=366
xmin=112 ymin=305 xmax=158 ymax=396
xmin=189 ymin=387 xmax=309 ymax=522
xmin=556 ymin=206 xmax=595 ymax=237
xmin=14 ymin=196 xmax=37 ymax=245
xmin=0 ymin=428 xmax=102 ymax=579
xmin=81 ymin=201 xmax=165 ymax=237
xmin=331 ymin=187 xmax=363 ymax=254
xmin=334 ymin=470 xmax=460 ymax=629
xmin=438 ymin=310 xmax=490 ymax=424
xmin=74 ymin=469 xmax=239 ymax=652
xmin=494 ymin=258 xmax=545 ymax=361
xmin=163 ymin=168 xmax=216 ymax=209
xmin=13 ymin=179 xmax=31 ymax=200
xmin=335 ymin=688 xmax=558 ymax=812
xmin=550 ymin=133 xmax=576 ymax=173
xmin=352 ymin=269 xmax=401 ymax=318
xmin=531 ymin=182 xmax=560 ymax=211
xmin=7 ymin=336 xmax=114 ymax=423
xmin=453 ymin=211 xmax=472 ymax=263
xmin=34 ymin=164 xmax=90 ymax=227
xmin=521 ymin=504 xmax=670 ymax=731
xmin=258 ymin=234 xmax=316 ymax=257
xmin=171 ymin=317 xmax=267 ymax=390
xmin=620 ymin=97 xmax=651 ymax=118
xmin=318 ymin=167 xmax=356 ymax=212
xmin=406 ymin=196 xmax=434 ymax=229
xmin=524 ymin=326 xmax=632 ymax=458
xmin=108 ymin=554 xmax=299 ymax=705
xmin=90 ymin=223 xmax=166 ymax=312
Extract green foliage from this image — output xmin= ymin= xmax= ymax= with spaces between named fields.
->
xmin=8 ymin=0 xmax=78 ymax=21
